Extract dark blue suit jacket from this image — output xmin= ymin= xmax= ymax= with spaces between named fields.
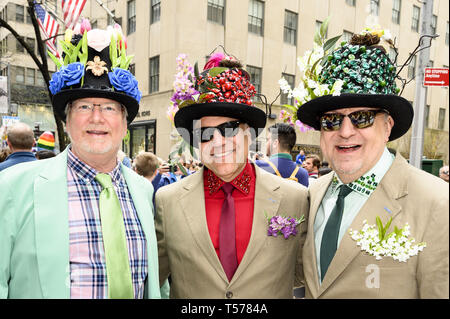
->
xmin=255 ymin=154 xmax=309 ymax=187
xmin=0 ymin=151 xmax=37 ymax=172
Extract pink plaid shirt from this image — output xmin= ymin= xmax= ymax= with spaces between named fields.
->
xmin=67 ymin=149 xmax=148 ymax=299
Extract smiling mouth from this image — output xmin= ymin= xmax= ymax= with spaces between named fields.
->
xmin=336 ymin=145 xmax=361 ymax=152
xmin=87 ymin=130 xmax=108 ymax=136
xmin=211 ymin=149 xmax=234 ymax=158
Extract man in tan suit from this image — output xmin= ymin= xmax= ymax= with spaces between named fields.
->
xmin=296 ymin=30 xmax=449 ymax=298
xmin=155 ymin=53 xmax=308 ymax=298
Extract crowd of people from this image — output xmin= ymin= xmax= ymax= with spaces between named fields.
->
xmin=0 ymin=24 xmax=448 ymax=300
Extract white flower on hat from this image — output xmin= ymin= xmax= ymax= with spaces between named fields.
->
xmin=87 ymin=29 xmax=111 ymax=52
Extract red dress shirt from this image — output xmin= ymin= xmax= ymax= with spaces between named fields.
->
xmin=204 ymin=162 xmax=256 ymax=264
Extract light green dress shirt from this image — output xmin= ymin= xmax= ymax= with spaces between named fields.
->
xmin=314 ymin=147 xmax=395 ymax=283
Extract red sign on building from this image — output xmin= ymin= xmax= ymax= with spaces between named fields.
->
xmin=423 ymin=68 xmax=449 ymax=87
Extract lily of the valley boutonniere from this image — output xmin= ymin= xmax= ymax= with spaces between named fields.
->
xmin=265 ymin=213 xmax=305 ymax=239
xmin=349 ymin=217 xmax=426 ymax=262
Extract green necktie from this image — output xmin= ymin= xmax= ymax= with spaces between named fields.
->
xmin=95 ymin=173 xmax=134 ymax=299
xmin=320 ymin=185 xmax=352 ymax=282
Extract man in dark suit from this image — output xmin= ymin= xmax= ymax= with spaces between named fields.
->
xmin=0 ymin=122 xmax=36 ymax=172
xmin=256 ymin=123 xmax=309 ymax=187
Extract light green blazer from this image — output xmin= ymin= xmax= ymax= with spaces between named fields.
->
xmin=0 ymin=147 xmax=168 ymax=299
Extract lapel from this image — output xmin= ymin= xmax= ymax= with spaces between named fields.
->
xmin=230 ymin=166 xmax=282 ymax=285
xmin=304 ymin=172 xmax=334 ymax=298
xmin=34 ymin=148 xmax=70 ymax=299
xmin=318 ymin=153 xmax=408 ymax=296
xmin=121 ymin=166 xmax=160 ymax=298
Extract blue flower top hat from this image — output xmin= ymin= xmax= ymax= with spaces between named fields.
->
xmin=49 ymin=24 xmax=142 ymax=123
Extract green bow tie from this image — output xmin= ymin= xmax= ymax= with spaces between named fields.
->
xmin=96 ymin=173 xmax=134 ymax=299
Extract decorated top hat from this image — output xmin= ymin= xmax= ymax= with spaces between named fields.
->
xmin=173 ymin=52 xmax=267 ymax=146
xmin=48 ymin=23 xmax=142 ymax=123
xmin=296 ymin=29 xmax=413 ymax=141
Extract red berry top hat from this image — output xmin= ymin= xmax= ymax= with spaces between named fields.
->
xmin=48 ymin=23 xmax=141 ymax=123
xmin=174 ymin=52 xmax=267 ymax=147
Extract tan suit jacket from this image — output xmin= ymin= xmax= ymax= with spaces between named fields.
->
xmin=304 ymin=153 xmax=449 ymax=298
xmin=155 ymin=165 xmax=309 ymax=299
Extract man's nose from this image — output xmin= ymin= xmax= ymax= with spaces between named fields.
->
xmin=338 ymin=116 xmax=357 ymax=138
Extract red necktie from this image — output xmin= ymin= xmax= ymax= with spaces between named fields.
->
xmin=219 ymin=183 xmax=238 ymax=281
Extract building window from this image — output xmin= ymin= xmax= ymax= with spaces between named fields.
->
xmin=151 ymin=0 xmax=161 ymax=24
xmin=284 ymin=10 xmax=298 ymax=45
xmin=248 ymin=0 xmax=264 ymax=36
xmin=207 ymin=0 xmax=225 ymax=25
xmin=425 ymin=105 xmax=430 ymax=128
xmin=26 ymin=7 xmax=33 ymax=24
xmin=26 ymin=68 xmax=35 ymax=85
xmin=129 ymin=63 xmax=135 ymax=76
xmin=107 ymin=10 xmax=115 ymax=25
xmin=125 ymin=121 xmax=156 ymax=158
xmin=315 ymin=20 xmax=327 ymax=38
xmin=343 ymin=30 xmax=354 ymax=43
xmin=346 ymin=0 xmax=356 ymax=6
xmin=15 ymin=66 xmax=24 ymax=83
xmin=438 ymin=108 xmax=446 ymax=130
xmin=15 ymin=4 xmax=24 ymax=22
xmin=246 ymin=65 xmax=262 ymax=100
xmin=127 ymin=0 xmax=136 ymax=35
xmin=389 ymin=47 xmax=397 ymax=63
xmin=431 ymin=15 xmax=437 ymax=35
xmin=408 ymin=55 xmax=417 ymax=79
xmin=149 ymin=56 xmax=159 ymax=93
xmin=370 ymin=0 xmax=379 ymax=16
xmin=36 ymin=71 xmax=45 ymax=87
xmin=16 ymin=36 xmax=24 ymax=53
xmin=26 ymin=37 xmax=35 ymax=54
xmin=392 ymin=0 xmax=401 ymax=24
xmin=412 ymin=5 xmax=420 ymax=32
xmin=280 ymin=73 xmax=295 ymax=105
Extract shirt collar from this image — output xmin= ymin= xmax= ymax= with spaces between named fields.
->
xmin=331 ymin=147 xmax=394 ymax=197
xmin=204 ymin=161 xmax=253 ymax=196
xmin=67 ymin=146 xmax=122 ymax=185
xmin=269 ymin=153 xmax=292 ymax=160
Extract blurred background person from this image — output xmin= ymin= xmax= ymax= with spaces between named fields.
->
xmin=295 ymin=149 xmax=306 ymax=166
xmin=0 ymin=146 xmax=11 ymax=163
xmin=35 ymin=150 xmax=56 ymax=160
xmin=256 ymin=123 xmax=309 ymax=187
xmin=36 ymin=131 xmax=55 ymax=153
xmin=0 ymin=122 xmax=36 ymax=172
xmin=302 ymin=154 xmax=321 ymax=181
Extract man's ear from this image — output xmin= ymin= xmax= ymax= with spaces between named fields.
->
xmin=385 ymin=116 xmax=394 ymax=143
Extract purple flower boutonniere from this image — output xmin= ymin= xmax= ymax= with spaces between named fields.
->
xmin=266 ymin=213 xmax=305 ymax=239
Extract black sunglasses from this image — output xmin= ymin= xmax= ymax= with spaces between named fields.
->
xmin=193 ymin=120 xmax=242 ymax=143
xmin=319 ymin=109 xmax=389 ymax=131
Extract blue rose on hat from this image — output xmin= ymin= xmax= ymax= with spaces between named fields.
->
xmin=108 ymin=68 xmax=142 ymax=103
xmin=49 ymin=71 xmax=64 ymax=95
xmin=60 ymin=62 xmax=85 ymax=86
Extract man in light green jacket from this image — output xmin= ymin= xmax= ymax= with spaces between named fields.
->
xmin=0 ymin=24 xmax=168 ymax=299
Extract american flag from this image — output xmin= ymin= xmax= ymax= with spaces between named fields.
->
xmin=62 ymin=0 xmax=87 ymax=30
xmin=34 ymin=2 xmax=60 ymax=57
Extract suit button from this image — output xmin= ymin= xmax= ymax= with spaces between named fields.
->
xmin=226 ymin=291 xmax=233 ymax=299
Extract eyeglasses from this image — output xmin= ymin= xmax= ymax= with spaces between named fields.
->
xmin=193 ymin=120 xmax=242 ymax=143
xmin=319 ymin=109 xmax=389 ymax=131
xmin=71 ymin=101 xmax=123 ymax=116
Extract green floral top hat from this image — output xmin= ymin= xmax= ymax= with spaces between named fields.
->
xmin=296 ymin=28 xmax=414 ymax=141
xmin=48 ymin=21 xmax=141 ymax=123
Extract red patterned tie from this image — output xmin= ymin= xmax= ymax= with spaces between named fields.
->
xmin=219 ymin=183 xmax=238 ymax=281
